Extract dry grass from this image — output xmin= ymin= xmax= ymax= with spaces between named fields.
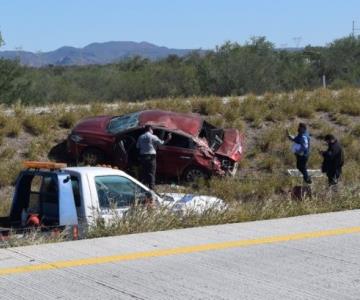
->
xmin=1 ymin=88 xmax=360 ymax=246
xmin=88 ymin=184 xmax=360 ymax=239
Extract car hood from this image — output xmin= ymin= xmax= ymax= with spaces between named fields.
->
xmin=73 ymin=115 xmax=113 ymax=134
xmin=215 ymin=129 xmax=244 ymax=161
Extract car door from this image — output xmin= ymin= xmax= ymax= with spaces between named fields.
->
xmin=113 ymin=129 xmax=143 ymax=170
xmin=156 ymin=131 xmax=195 ymax=178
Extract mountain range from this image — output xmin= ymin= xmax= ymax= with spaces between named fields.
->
xmin=0 ymin=41 xmax=202 ymax=67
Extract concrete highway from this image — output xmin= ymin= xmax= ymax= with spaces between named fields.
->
xmin=0 ymin=209 xmax=360 ymax=299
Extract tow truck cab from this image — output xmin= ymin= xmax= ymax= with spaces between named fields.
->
xmin=0 ymin=162 xmax=78 ymax=237
xmin=0 ymin=161 xmax=224 ymax=239
xmin=0 ymin=161 xmax=156 ymax=237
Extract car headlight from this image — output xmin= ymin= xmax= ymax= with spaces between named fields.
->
xmin=70 ymin=134 xmax=83 ymax=143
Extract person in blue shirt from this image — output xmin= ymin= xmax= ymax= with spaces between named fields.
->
xmin=287 ymin=123 xmax=312 ymax=184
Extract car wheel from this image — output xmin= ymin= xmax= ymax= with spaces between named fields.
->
xmin=183 ymin=167 xmax=208 ymax=182
xmin=81 ymin=148 xmax=105 ymax=165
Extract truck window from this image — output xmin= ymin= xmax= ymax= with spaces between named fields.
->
xmin=70 ymin=176 xmax=81 ymax=207
xmin=95 ymin=175 xmax=146 ymax=209
xmin=27 ymin=175 xmax=59 ymax=225
xmin=28 ymin=175 xmax=42 ymax=213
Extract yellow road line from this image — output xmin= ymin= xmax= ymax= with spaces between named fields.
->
xmin=1 ymin=225 xmax=360 ymax=276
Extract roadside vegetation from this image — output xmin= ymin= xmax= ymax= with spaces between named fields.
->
xmin=0 ymin=88 xmax=360 ymax=246
xmin=2 ymin=35 xmax=360 ymax=104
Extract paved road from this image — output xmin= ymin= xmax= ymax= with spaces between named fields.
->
xmin=0 ymin=210 xmax=360 ymax=299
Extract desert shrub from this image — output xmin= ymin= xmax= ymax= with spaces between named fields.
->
xmin=342 ymin=160 xmax=360 ymax=184
xmin=255 ymin=125 xmax=285 ymax=153
xmin=4 ymin=117 xmax=21 ymax=137
xmin=0 ymin=160 xmax=22 ymax=188
xmin=227 ymin=118 xmax=245 ymax=132
xmin=0 ymin=147 xmax=16 ymax=160
xmin=239 ymin=96 xmax=268 ymax=125
xmin=330 ymin=113 xmax=351 ymax=126
xmin=316 ymin=123 xmax=336 ymax=139
xmin=148 ymin=98 xmax=191 ymax=114
xmin=12 ymin=101 xmax=26 ymax=119
xmin=58 ymin=111 xmax=79 ymax=128
xmin=23 ymin=115 xmax=55 ymax=136
xmin=0 ymin=197 xmax=11 ymax=217
xmin=258 ymin=156 xmax=280 ymax=172
xmin=0 ymin=113 xmax=6 ymax=129
xmin=337 ymin=88 xmax=360 ymax=116
xmin=204 ymin=115 xmax=225 ymax=128
xmin=308 ymin=150 xmax=323 ymax=169
xmin=342 ymin=139 xmax=360 ymax=162
xmin=191 ymin=97 xmax=223 ymax=115
xmin=311 ymin=88 xmax=336 ymax=113
xmin=351 ymin=124 xmax=360 ymax=137
xmin=25 ymin=136 xmax=54 ymax=160
xmin=88 ymin=102 xmax=107 ymax=115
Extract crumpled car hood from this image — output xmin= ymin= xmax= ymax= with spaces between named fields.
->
xmin=215 ymin=129 xmax=244 ymax=161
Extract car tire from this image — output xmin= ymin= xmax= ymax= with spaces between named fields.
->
xmin=81 ymin=148 xmax=105 ymax=166
xmin=183 ymin=167 xmax=208 ymax=182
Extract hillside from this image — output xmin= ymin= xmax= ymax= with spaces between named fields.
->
xmin=0 ymin=41 xmax=201 ymax=67
xmin=0 ymin=89 xmax=360 ymax=244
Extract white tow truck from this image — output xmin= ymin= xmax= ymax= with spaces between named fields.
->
xmin=0 ymin=161 xmax=223 ymax=239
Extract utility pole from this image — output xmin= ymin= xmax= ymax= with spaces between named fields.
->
xmin=352 ymin=20 xmax=360 ymax=36
xmin=292 ymin=37 xmax=302 ymax=48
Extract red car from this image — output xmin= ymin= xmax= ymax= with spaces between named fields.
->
xmin=67 ymin=110 xmax=244 ymax=181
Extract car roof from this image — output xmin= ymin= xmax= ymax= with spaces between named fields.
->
xmin=138 ymin=110 xmax=203 ymax=137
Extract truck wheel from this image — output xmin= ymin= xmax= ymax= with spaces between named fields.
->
xmin=183 ymin=167 xmax=208 ymax=183
xmin=81 ymin=148 xmax=105 ymax=165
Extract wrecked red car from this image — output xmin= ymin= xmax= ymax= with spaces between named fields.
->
xmin=67 ymin=110 xmax=244 ymax=181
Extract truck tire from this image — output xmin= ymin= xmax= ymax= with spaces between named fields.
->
xmin=81 ymin=148 xmax=105 ymax=166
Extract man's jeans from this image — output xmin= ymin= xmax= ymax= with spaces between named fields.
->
xmin=139 ymin=154 xmax=156 ymax=190
xmin=296 ymin=154 xmax=311 ymax=183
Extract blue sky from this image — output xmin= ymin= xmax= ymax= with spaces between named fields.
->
xmin=1 ymin=0 xmax=359 ymax=52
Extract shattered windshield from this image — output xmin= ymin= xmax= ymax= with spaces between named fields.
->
xmin=107 ymin=112 xmax=140 ymax=134
xmin=199 ymin=121 xmax=224 ymax=151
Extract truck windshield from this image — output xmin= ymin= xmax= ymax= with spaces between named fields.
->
xmin=107 ymin=112 xmax=140 ymax=134
xmin=95 ymin=175 xmax=146 ymax=209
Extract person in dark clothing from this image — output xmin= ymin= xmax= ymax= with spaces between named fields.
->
xmin=321 ymin=134 xmax=344 ymax=186
xmin=287 ymin=123 xmax=312 ymax=184
xmin=136 ymin=125 xmax=171 ymax=190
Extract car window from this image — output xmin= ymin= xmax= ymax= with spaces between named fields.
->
xmin=95 ymin=175 xmax=146 ymax=209
xmin=165 ymin=132 xmax=194 ymax=149
xmin=108 ymin=112 xmax=140 ymax=134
